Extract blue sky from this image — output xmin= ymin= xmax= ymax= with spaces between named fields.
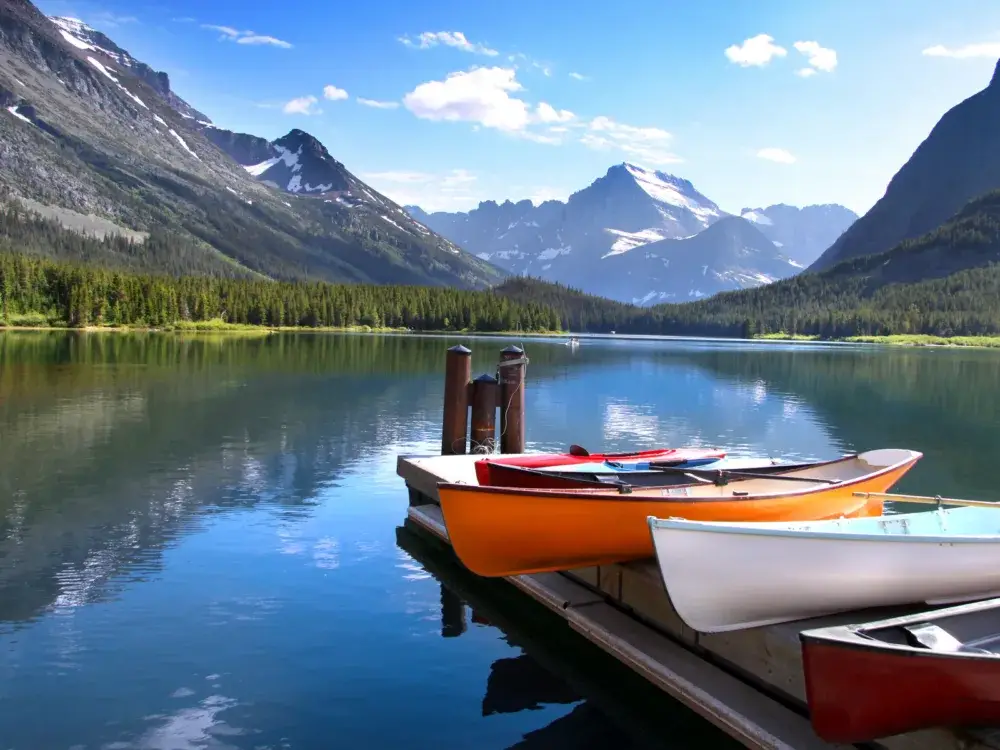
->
xmin=36 ymin=0 xmax=1000 ymax=214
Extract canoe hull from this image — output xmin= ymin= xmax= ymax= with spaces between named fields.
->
xmin=437 ymin=458 xmax=916 ymax=578
xmin=650 ymin=507 xmax=1000 ymax=634
xmin=802 ymin=629 xmax=1000 ymax=741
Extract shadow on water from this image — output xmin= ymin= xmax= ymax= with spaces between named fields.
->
xmin=396 ymin=522 xmax=742 ymax=750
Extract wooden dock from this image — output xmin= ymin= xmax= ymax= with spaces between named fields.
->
xmin=397 ymin=452 xmax=1000 ymax=750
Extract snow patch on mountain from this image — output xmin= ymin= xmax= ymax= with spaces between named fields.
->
xmin=245 ymin=157 xmax=281 ymax=176
xmin=380 ymin=214 xmax=404 ymax=231
xmin=538 ymin=245 xmax=572 ymax=261
xmin=56 ymin=27 xmax=90 ymax=50
xmin=741 ymin=209 xmax=773 ymax=226
xmin=86 ymin=56 xmax=117 ymax=82
xmin=604 ymin=227 xmax=667 ymax=257
xmin=168 ymin=129 xmax=199 ymax=160
xmin=274 ymin=144 xmax=302 ymax=171
xmin=7 ymin=106 xmax=31 ymax=124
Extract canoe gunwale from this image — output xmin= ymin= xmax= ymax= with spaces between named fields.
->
xmin=475 ymin=460 xmax=819 ymax=491
xmin=800 ymin=596 xmax=1000 ymax=661
xmin=648 ymin=504 xmax=1000 ymax=544
xmin=444 ymin=451 xmax=923 ymax=504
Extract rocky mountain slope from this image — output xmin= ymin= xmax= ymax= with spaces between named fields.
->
xmin=810 ymin=59 xmax=1000 ymax=272
xmin=0 ymin=0 xmax=501 ymax=288
xmin=408 ymin=163 xmax=851 ymax=303
xmin=738 ymin=204 xmax=857 ymax=266
xmin=598 ymin=217 xmax=803 ymax=303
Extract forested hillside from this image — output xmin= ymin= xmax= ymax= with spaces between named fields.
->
xmin=2 ymin=191 xmax=1000 ymax=338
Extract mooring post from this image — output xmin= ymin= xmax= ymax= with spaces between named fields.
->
xmin=470 ymin=373 xmax=499 ymax=453
xmin=442 ymin=345 xmax=472 ymax=456
xmin=498 ymin=345 xmax=526 ymax=454
xmin=440 ymin=584 xmax=467 ymax=638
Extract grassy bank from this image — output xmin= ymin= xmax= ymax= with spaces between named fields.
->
xmin=0 ymin=316 xmax=566 ymax=337
xmin=755 ymin=332 xmax=1000 ymax=349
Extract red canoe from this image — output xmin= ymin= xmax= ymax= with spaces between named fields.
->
xmin=801 ymin=598 xmax=1000 ymax=742
xmin=473 ymin=445 xmax=726 ymax=486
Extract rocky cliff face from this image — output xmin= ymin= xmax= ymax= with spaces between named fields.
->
xmin=810 ymin=58 xmax=1000 ymax=271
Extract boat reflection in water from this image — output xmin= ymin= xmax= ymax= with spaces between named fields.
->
xmin=396 ymin=521 xmax=741 ymax=750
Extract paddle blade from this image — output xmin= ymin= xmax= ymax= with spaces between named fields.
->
xmin=568 ymin=444 xmax=590 ymax=457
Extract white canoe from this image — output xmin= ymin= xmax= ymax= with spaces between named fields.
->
xmin=648 ymin=505 xmax=1000 ymax=633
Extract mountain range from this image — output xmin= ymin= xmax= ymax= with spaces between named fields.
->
xmin=0 ymin=0 xmax=501 ymax=288
xmin=407 ymin=164 xmax=858 ymax=304
xmin=3 ymin=0 xmax=999 ymax=319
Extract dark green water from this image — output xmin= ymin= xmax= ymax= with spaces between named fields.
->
xmin=1 ymin=331 xmax=998 ymax=750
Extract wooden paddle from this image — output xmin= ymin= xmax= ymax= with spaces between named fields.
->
xmin=647 ymin=464 xmax=840 ymax=484
xmin=853 ymin=492 xmax=999 ymax=509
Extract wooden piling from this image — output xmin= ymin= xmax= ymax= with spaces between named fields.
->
xmin=440 ymin=583 xmax=467 ymax=638
xmin=470 ymin=373 xmax=499 ymax=453
xmin=441 ymin=345 xmax=472 ymax=456
xmin=498 ymin=345 xmax=526 ymax=454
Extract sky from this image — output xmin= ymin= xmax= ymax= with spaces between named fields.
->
xmin=34 ymin=0 xmax=1000 ymax=215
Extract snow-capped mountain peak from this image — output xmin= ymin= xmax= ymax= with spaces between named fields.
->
xmin=406 ymin=164 xmax=858 ymax=304
xmin=622 ymin=162 xmax=722 ymax=222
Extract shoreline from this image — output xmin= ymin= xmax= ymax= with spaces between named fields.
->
xmin=2 ymin=324 xmax=1000 ymax=349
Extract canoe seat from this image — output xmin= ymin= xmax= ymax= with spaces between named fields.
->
xmin=902 ymin=623 xmax=991 ymax=654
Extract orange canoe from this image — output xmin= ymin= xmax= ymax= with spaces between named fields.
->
xmin=437 ymin=449 xmax=922 ymax=577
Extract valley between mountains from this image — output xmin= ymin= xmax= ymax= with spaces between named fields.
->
xmin=2 ymin=0 xmax=1000 ymax=340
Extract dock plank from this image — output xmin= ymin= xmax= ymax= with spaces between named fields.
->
xmin=565 ymin=602 xmax=848 ymax=750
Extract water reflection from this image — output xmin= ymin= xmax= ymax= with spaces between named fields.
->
xmin=1 ymin=331 xmax=999 ymax=748
xmin=395 ymin=522 xmax=740 ymax=750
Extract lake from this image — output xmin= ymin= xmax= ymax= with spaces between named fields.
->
xmin=1 ymin=331 xmax=998 ymax=750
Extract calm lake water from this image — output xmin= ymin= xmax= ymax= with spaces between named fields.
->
xmin=2 ymin=331 xmax=999 ymax=750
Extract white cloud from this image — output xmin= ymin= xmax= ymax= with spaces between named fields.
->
xmin=403 ymin=67 xmax=530 ymax=132
xmin=508 ymin=52 xmax=552 ymax=76
xmin=756 ymin=147 xmax=796 ymax=164
xmin=923 ymin=42 xmax=1000 ymax=59
xmin=535 ymin=102 xmax=574 ymax=124
xmin=402 ymin=67 xmax=676 ymax=159
xmin=580 ymin=116 xmax=680 ymax=166
xmin=569 ymin=71 xmax=588 ymax=81
xmin=362 ymin=168 xmax=482 ymax=212
xmin=238 ymin=35 xmax=292 ymax=48
xmin=283 ymin=95 xmax=320 ymax=115
xmin=794 ymin=41 xmax=837 ymax=73
xmin=357 ymin=97 xmax=400 ymax=109
xmin=400 ymin=31 xmax=497 ymax=56
xmin=323 ymin=85 xmax=348 ymax=101
xmin=725 ymin=34 xmax=787 ymax=67
xmin=201 ymin=24 xmax=292 ymax=48
xmin=795 ymin=67 xmax=817 ymax=78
